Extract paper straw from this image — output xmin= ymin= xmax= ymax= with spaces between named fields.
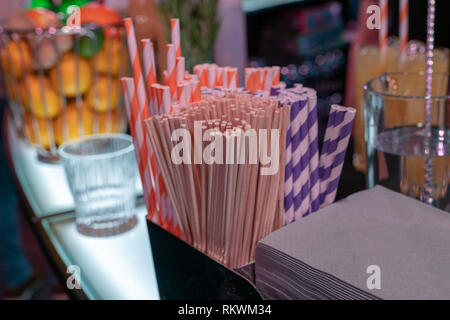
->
xmin=177 ymin=82 xmax=189 ymax=107
xmin=258 ymin=69 xmax=264 ymax=91
xmin=291 ymin=98 xmax=310 ymax=220
xmin=163 ymin=70 xmax=168 ymax=86
xmin=399 ymin=0 xmax=409 ymax=67
xmin=272 ymin=66 xmax=280 ymax=86
xmin=171 ymin=18 xmax=181 ymax=57
xmin=199 ymin=65 xmax=208 ymax=87
xmin=176 ymin=57 xmax=185 ymax=85
xmin=379 ymin=0 xmax=389 ymax=72
xmin=161 ymin=85 xmax=171 ymax=113
xmin=226 ymin=68 xmax=238 ymax=89
xmin=124 ymin=18 xmax=160 ymax=224
xmin=321 ymin=107 xmax=356 ymax=207
xmin=271 ymin=85 xmax=281 ymax=96
xmin=208 ymin=66 xmax=216 ymax=88
xmin=192 ymin=79 xmax=201 ymax=102
xmin=166 ymin=44 xmax=177 ymax=101
xmin=121 ymin=77 xmax=158 ymax=223
xmin=245 ymin=68 xmax=252 ymax=92
xmin=305 ymin=90 xmax=320 ymax=214
xmin=263 ymin=67 xmax=273 ymax=92
xmin=318 ymin=105 xmax=347 ymax=205
xmin=284 ymin=122 xmax=294 ymax=224
xmin=216 ymin=67 xmax=224 ymax=87
xmin=141 ymin=39 xmax=157 ymax=116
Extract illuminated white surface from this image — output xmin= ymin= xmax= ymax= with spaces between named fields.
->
xmin=43 ymin=206 xmax=160 ymax=300
xmin=7 ymin=119 xmax=142 ymax=217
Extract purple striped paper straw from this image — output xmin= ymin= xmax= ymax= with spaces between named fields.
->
xmin=291 ymin=98 xmax=310 ymax=221
xmin=271 ymin=86 xmax=281 ymax=96
xmin=305 ymin=89 xmax=320 ymax=214
xmin=318 ymin=105 xmax=347 ymax=205
xmin=284 ymin=123 xmax=294 ymax=225
xmin=321 ymin=107 xmax=356 ymax=207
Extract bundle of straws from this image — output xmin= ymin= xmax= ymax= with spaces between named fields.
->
xmin=270 ymin=85 xmax=356 ymax=224
xmin=122 ymin=17 xmax=205 ymax=236
xmin=122 ymin=16 xmax=356 ymax=268
xmin=145 ymin=92 xmax=289 ymax=268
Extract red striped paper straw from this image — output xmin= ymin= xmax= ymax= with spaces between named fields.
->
xmin=124 ymin=18 xmax=150 ymax=120
xmin=245 ymin=68 xmax=252 ymax=91
xmin=177 ymin=82 xmax=187 ymax=107
xmin=171 ymin=18 xmax=181 ymax=57
xmin=124 ymin=18 xmax=161 ymax=224
xmin=258 ymin=69 xmax=264 ymax=91
xmin=141 ymin=39 xmax=157 ymax=116
xmin=121 ymin=77 xmax=158 ymax=223
xmin=399 ymin=0 xmax=409 ymax=67
xmin=200 ymin=66 xmax=209 ymax=87
xmin=192 ymin=79 xmax=201 ymax=102
xmin=216 ymin=67 xmax=224 ymax=87
xmin=246 ymin=68 xmax=254 ymax=92
xmin=162 ymin=70 xmax=168 ymax=85
xmin=184 ymin=81 xmax=192 ymax=104
xmin=208 ymin=66 xmax=216 ymax=88
xmin=227 ymin=67 xmax=238 ymax=89
xmin=151 ymin=83 xmax=161 ymax=114
xmin=166 ymin=44 xmax=177 ymax=101
xmin=272 ymin=66 xmax=280 ymax=86
xmin=121 ymin=78 xmax=138 ymax=155
xmin=379 ymin=0 xmax=389 ymax=72
xmin=263 ymin=67 xmax=273 ymax=92
xmin=161 ymin=85 xmax=171 ymax=114
xmin=176 ymin=57 xmax=185 ymax=84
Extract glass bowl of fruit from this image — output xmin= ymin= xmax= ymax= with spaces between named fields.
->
xmin=0 ymin=2 xmax=129 ymax=161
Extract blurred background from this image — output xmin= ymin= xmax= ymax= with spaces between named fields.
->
xmin=0 ymin=0 xmax=449 ymax=300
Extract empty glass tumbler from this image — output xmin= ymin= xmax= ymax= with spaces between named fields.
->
xmin=59 ymin=133 xmax=138 ymax=236
xmin=364 ymin=72 xmax=449 ymax=211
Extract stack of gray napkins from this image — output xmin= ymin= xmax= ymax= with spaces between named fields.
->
xmin=255 ymin=186 xmax=450 ymax=300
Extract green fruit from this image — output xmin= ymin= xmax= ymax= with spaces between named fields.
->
xmin=77 ymin=28 xmax=105 ymax=58
xmin=28 ymin=0 xmax=55 ymax=10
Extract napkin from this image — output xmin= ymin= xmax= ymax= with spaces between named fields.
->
xmin=255 ymin=186 xmax=450 ymax=300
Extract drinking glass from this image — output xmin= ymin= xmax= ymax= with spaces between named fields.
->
xmin=353 ymin=40 xmax=449 ymax=173
xmin=364 ymin=72 xmax=449 ymax=211
xmin=59 ymin=133 xmax=138 ymax=236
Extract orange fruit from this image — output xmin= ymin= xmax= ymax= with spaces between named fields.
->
xmin=20 ymin=74 xmax=62 ymax=118
xmin=93 ymin=107 xmax=126 ymax=134
xmin=23 ymin=112 xmax=55 ymax=150
xmin=86 ymin=76 xmax=120 ymax=112
xmin=80 ymin=3 xmax=122 ymax=26
xmin=4 ymin=77 xmax=19 ymax=101
xmin=96 ymin=38 xmax=123 ymax=76
xmin=49 ymin=52 xmax=92 ymax=97
xmin=54 ymin=103 xmax=94 ymax=146
xmin=0 ymin=41 xmax=33 ymax=78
